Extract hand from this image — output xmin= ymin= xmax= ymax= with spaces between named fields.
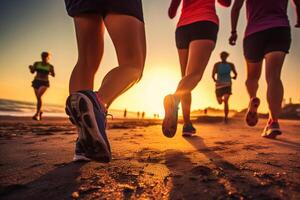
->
xmin=29 ymin=65 xmax=33 ymax=70
xmin=168 ymin=7 xmax=177 ymax=19
xmin=229 ymin=32 xmax=238 ymax=46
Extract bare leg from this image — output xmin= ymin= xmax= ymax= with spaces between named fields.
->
xmin=34 ymin=86 xmax=47 ymax=116
xmin=265 ymin=51 xmax=286 ymax=122
xmin=98 ymin=14 xmax=146 ymax=107
xmin=69 ymin=15 xmax=104 ymax=93
xmin=223 ymin=94 xmax=230 ymax=121
xmin=217 ymin=96 xmax=223 ymax=105
xmin=245 ymin=61 xmax=262 ymax=98
xmin=174 ymin=40 xmax=215 ymax=97
xmin=177 ymin=49 xmax=191 ymax=125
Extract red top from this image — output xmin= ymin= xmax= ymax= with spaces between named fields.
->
xmin=177 ymin=0 xmax=219 ymax=27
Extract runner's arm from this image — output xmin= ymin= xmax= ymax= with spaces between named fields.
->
xmin=293 ymin=0 xmax=300 ymax=27
xmin=50 ymin=65 xmax=55 ymax=77
xmin=168 ymin=0 xmax=181 ymax=19
xmin=218 ymin=0 xmax=232 ymax=7
xmin=29 ymin=62 xmax=37 ymax=74
xmin=231 ymin=63 xmax=238 ymax=79
xmin=212 ymin=63 xmax=218 ymax=82
xmin=229 ymin=0 xmax=245 ymax=45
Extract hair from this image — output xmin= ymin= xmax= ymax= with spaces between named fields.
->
xmin=41 ymin=51 xmax=50 ymax=59
xmin=220 ymin=51 xmax=229 ymax=58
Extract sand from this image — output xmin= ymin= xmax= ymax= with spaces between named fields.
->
xmin=0 ymin=116 xmax=299 ymax=200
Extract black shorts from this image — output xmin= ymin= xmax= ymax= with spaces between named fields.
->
xmin=64 ymin=0 xmax=144 ymax=22
xmin=175 ymin=21 xmax=219 ymax=49
xmin=243 ymin=27 xmax=291 ymax=63
xmin=32 ymin=79 xmax=49 ymax=89
xmin=216 ymin=86 xmax=232 ymax=98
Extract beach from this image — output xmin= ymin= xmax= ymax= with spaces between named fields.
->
xmin=0 ymin=116 xmax=300 ymax=200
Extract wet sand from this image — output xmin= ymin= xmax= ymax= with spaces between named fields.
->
xmin=0 ymin=116 xmax=299 ymax=200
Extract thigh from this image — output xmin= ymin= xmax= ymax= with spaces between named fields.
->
xmin=104 ymin=14 xmax=146 ymax=70
xmin=37 ymin=86 xmax=48 ymax=97
xmin=185 ymin=40 xmax=215 ymax=76
xmin=74 ymin=14 xmax=105 ymax=66
xmin=243 ymin=32 xmax=265 ymax=63
xmin=178 ymin=49 xmax=189 ymax=77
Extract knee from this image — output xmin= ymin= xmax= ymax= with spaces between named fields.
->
xmin=189 ymin=73 xmax=203 ymax=83
xmin=76 ymin=58 xmax=100 ymax=75
xmin=245 ymin=77 xmax=259 ymax=87
xmin=217 ymin=98 xmax=222 ymax=105
xmin=246 ymin=76 xmax=259 ymax=83
xmin=266 ymin=75 xmax=281 ymax=85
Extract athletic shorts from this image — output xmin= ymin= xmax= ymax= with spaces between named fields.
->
xmin=64 ymin=0 xmax=144 ymax=22
xmin=32 ymin=79 xmax=49 ymax=89
xmin=215 ymin=86 xmax=232 ymax=98
xmin=175 ymin=21 xmax=219 ymax=49
xmin=243 ymin=27 xmax=291 ymax=63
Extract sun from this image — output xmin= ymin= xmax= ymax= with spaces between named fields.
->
xmin=110 ymin=66 xmax=181 ymax=117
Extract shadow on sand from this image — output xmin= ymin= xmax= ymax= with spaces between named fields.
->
xmin=165 ymin=136 xmax=283 ymax=200
xmin=2 ymin=162 xmax=86 ymax=200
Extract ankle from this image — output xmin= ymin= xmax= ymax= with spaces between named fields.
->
xmin=268 ymin=118 xmax=278 ymax=125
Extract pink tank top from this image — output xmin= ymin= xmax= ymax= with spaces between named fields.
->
xmin=177 ymin=0 xmax=219 ymax=27
xmin=245 ymin=0 xmax=290 ymax=37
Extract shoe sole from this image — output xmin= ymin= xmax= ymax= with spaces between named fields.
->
xmin=262 ymin=129 xmax=282 ymax=139
xmin=245 ymin=98 xmax=260 ymax=127
xmin=182 ymin=132 xmax=196 ymax=137
xmin=162 ymin=95 xmax=178 ymax=138
xmin=66 ymin=93 xmax=111 ymax=162
xmin=73 ymin=154 xmax=91 ymax=162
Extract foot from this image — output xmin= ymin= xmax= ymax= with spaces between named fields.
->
xmin=162 ymin=94 xmax=180 ymax=138
xmin=262 ymin=121 xmax=282 ymax=139
xmin=32 ymin=114 xmax=39 ymax=121
xmin=66 ymin=90 xmax=111 ymax=162
xmin=182 ymin=123 xmax=196 ymax=137
xmin=73 ymin=139 xmax=90 ymax=162
xmin=245 ymin=97 xmax=260 ymax=127
xmin=224 ymin=117 xmax=229 ymax=124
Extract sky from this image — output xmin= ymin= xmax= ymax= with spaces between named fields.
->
xmin=0 ymin=0 xmax=299 ymax=116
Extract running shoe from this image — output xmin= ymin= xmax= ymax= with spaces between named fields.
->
xmin=245 ymin=97 xmax=260 ymax=127
xmin=73 ymin=139 xmax=90 ymax=162
xmin=262 ymin=121 xmax=282 ymax=139
xmin=66 ymin=90 xmax=111 ymax=162
xmin=162 ymin=94 xmax=180 ymax=138
xmin=182 ymin=123 xmax=196 ymax=137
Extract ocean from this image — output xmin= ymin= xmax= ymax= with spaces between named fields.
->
xmin=0 ymin=98 xmax=142 ymax=119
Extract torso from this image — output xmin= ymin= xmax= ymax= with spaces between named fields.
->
xmin=216 ymin=62 xmax=232 ymax=88
xmin=245 ymin=0 xmax=289 ymax=37
xmin=34 ymin=62 xmax=52 ymax=81
xmin=178 ymin=0 xmax=219 ymax=27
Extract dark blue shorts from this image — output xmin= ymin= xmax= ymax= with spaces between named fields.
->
xmin=175 ymin=21 xmax=219 ymax=49
xmin=64 ymin=0 xmax=144 ymax=22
